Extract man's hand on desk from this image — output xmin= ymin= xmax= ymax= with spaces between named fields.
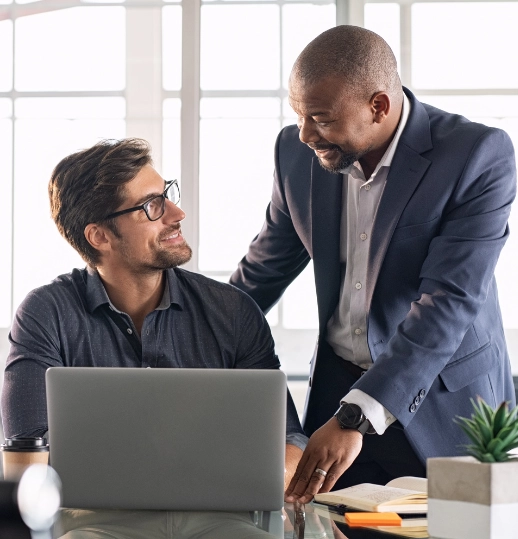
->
xmin=285 ymin=444 xmax=304 ymax=491
xmin=284 ymin=418 xmax=363 ymax=503
xmin=283 ymin=502 xmax=351 ymax=539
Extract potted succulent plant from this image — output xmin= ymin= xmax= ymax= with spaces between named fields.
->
xmin=428 ymin=398 xmax=518 ymax=539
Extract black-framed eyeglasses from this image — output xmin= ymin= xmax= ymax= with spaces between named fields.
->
xmin=104 ymin=180 xmax=180 ymax=222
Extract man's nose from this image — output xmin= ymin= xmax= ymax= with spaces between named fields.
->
xmin=163 ymin=198 xmax=186 ymax=223
xmin=298 ymin=119 xmax=320 ymax=145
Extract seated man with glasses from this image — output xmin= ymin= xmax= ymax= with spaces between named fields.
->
xmin=1 ymin=138 xmax=307 ymax=485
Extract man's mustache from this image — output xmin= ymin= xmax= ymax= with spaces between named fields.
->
xmin=308 ymin=144 xmax=342 ymax=152
xmin=158 ymin=225 xmax=182 ymax=241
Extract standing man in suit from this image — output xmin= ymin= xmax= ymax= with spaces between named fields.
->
xmin=230 ymin=25 xmax=516 ymax=502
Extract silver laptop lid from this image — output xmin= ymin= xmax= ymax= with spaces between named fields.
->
xmin=46 ymin=367 xmax=286 ymax=511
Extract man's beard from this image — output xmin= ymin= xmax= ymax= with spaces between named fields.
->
xmin=118 ymin=236 xmax=193 ymax=275
xmin=148 ymin=241 xmax=193 ymax=271
xmin=312 ymin=144 xmax=368 ymax=174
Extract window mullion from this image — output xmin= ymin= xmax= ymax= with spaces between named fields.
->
xmin=400 ymin=0 xmax=412 ymax=89
xmin=336 ymin=0 xmax=365 ymax=26
xmin=126 ymin=5 xmax=163 ymax=169
xmin=180 ymin=0 xmax=201 ymax=273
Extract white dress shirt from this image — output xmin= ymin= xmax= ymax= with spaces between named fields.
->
xmin=326 ymin=93 xmax=411 ymax=434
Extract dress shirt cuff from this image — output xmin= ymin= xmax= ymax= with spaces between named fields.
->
xmin=342 ymin=389 xmax=396 ymax=435
xmin=285 ymin=432 xmax=309 ymax=452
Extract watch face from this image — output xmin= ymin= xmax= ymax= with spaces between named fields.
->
xmin=337 ymin=403 xmax=365 ymax=427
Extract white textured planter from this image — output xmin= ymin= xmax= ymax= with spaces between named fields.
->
xmin=428 ymin=456 xmax=518 ymax=539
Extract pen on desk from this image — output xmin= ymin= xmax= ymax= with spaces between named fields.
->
xmin=312 ymin=502 xmax=426 ymax=520
xmin=312 ymin=501 xmax=349 ymax=514
xmin=293 ymin=500 xmax=305 ymax=538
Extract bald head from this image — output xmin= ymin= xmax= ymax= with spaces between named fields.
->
xmin=288 ymin=26 xmax=405 ymax=177
xmin=291 ymin=25 xmax=402 ymax=103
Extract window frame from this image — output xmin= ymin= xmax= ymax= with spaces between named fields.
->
xmin=1 ymin=0 xmax=517 ymax=376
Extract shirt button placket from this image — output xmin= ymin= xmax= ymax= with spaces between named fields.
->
xmin=141 ymin=325 xmax=149 ymax=368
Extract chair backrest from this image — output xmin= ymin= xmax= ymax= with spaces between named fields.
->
xmin=0 ymin=481 xmax=31 ymax=539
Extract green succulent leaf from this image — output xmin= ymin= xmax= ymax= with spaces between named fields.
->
xmin=495 ymin=425 xmax=516 ymax=440
xmin=476 ymin=397 xmax=495 ymax=425
xmin=456 ymin=398 xmax=518 ymax=463
xmin=486 ymin=438 xmax=503 ymax=454
xmin=473 ymin=417 xmax=494 ymax=445
xmin=502 ymin=407 xmax=518 ymax=430
xmin=497 ymin=428 xmax=518 ymax=450
xmin=493 ymin=402 xmax=509 ymax=435
xmin=459 ymin=426 xmax=484 ymax=447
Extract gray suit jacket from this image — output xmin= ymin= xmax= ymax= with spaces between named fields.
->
xmin=230 ymin=88 xmax=517 ymax=463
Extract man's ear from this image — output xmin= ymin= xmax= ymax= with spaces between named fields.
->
xmin=370 ymin=92 xmax=391 ymax=123
xmin=84 ymin=223 xmax=112 ymax=253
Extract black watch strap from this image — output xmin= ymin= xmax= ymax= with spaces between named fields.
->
xmin=334 ymin=402 xmax=376 ymax=435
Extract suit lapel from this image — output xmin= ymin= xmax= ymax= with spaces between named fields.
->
xmin=366 ymin=90 xmax=433 ymax=312
xmin=308 ymin=89 xmax=434 ymax=330
xmin=310 ymin=157 xmax=343 ymax=331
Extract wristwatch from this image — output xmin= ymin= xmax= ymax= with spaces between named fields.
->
xmin=334 ymin=402 xmax=376 ymax=435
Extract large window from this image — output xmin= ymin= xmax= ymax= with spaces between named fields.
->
xmin=0 ymin=0 xmax=335 ymax=378
xmin=0 ymin=2 xmax=127 ymax=327
xmin=195 ymin=1 xmax=336 ymax=376
xmin=1 ymin=0 xmax=517 ymax=379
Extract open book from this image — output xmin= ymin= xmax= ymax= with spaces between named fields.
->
xmin=312 ymin=505 xmax=427 ymax=527
xmin=314 ymin=476 xmax=427 ymax=514
xmin=365 ymin=525 xmax=428 ymax=538
xmin=312 ymin=505 xmax=427 ymax=526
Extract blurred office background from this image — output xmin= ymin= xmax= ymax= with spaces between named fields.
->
xmin=0 ymin=0 xmax=517 ymax=417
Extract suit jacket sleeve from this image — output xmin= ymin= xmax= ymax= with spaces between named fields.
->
xmin=355 ymin=126 xmax=516 ymax=427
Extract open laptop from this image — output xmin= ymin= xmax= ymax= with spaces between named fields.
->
xmin=46 ymin=367 xmax=286 ymax=511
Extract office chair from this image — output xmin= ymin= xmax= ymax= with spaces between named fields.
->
xmin=0 ymin=480 xmax=31 ymax=539
xmin=0 ymin=465 xmax=61 ymax=539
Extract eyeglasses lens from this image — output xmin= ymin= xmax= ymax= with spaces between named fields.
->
xmin=146 ymin=198 xmax=164 ymax=221
xmin=166 ymin=182 xmax=180 ymax=205
xmin=145 ymin=182 xmax=180 ymax=221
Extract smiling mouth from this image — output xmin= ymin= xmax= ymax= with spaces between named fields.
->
xmin=314 ymin=148 xmax=340 ymax=159
xmin=160 ymin=227 xmax=183 ymax=242
xmin=308 ymin=144 xmax=341 ymax=157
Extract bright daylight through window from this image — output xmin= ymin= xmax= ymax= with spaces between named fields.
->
xmin=0 ymin=0 xmax=517 ymax=381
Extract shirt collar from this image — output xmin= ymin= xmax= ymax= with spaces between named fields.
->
xmin=85 ymin=266 xmax=111 ymax=313
xmin=162 ymin=269 xmax=185 ymax=311
xmin=85 ymin=266 xmax=184 ymax=313
xmin=340 ymin=92 xmax=411 ymax=180
xmin=379 ymin=91 xmax=411 ymax=168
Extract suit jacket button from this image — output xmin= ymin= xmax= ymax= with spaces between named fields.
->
xmin=410 ymin=403 xmax=417 ymax=413
xmin=419 ymin=389 xmax=426 ymax=398
xmin=414 ymin=396 xmax=421 ymax=405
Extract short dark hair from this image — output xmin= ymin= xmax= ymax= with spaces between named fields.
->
xmin=291 ymin=25 xmax=402 ymax=102
xmin=49 ymin=138 xmax=152 ymax=267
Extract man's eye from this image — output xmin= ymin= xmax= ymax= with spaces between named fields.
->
xmin=147 ymin=196 xmax=161 ymax=208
